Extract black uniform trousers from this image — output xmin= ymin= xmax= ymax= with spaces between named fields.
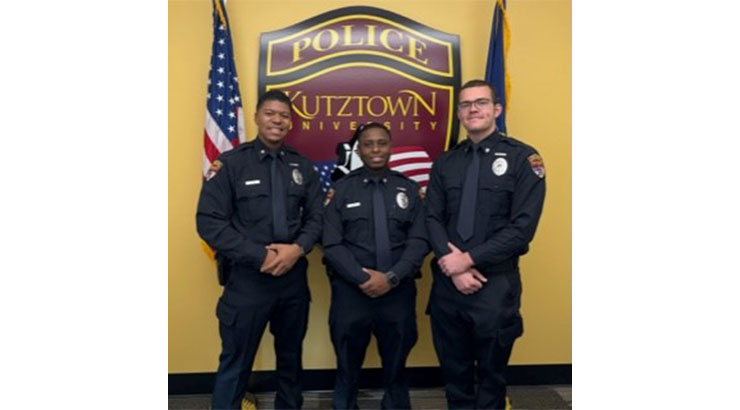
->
xmin=329 ymin=277 xmax=418 ymax=410
xmin=428 ymin=261 xmax=523 ymax=410
xmin=211 ymin=257 xmax=310 ymax=410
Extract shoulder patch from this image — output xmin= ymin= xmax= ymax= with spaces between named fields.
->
xmin=324 ymin=188 xmax=335 ymax=207
xmin=205 ymin=160 xmax=223 ymax=181
xmin=527 ymin=154 xmax=545 ymax=178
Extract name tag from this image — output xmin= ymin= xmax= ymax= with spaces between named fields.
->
xmin=494 ymin=152 xmax=507 ymax=157
xmin=346 ymin=202 xmax=361 ymax=208
xmin=244 ymin=179 xmax=261 ymax=186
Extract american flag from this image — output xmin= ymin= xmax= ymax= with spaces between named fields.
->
xmin=389 ymin=146 xmax=433 ymax=188
xmin=315 ymin=146 xmax=432 ymax=192
xmin=202 ymin=0 xmax=245 ymax=178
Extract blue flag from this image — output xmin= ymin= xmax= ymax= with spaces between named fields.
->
xmin=485 ymin=0 xmax=509 ymax=134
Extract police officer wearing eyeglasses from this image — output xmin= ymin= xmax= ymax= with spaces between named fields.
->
xmin=322 ymin=123 xmax=429 ymax=410
xmin=425 ymin=80 xmax=546 ymax=409
xmin=196 ymin=90 xmax=323 ymax=410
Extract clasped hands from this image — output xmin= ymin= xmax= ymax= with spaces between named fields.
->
xmin=260 ymin=244 xmax=302 ymax=276
xmin=438 ymin=242 xmax=487 ymax=295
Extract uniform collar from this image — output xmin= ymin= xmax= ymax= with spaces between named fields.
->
xmin=359 ymin=166 xmax=390 ymax=184
xmin=254 ymin=137 xmax=286 ymax=161
xmin=463 ymin=129 xmax=503 ymax=154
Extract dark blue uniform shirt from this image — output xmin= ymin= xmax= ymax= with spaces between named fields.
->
xmin=425 ymin=131 xmax=546 ymax=273
xmin=323 ymin=167 xmax=429 ymax=284
xmin=196 ymin=138 xmax=323 ymax=270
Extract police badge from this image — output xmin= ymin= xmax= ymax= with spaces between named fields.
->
xmin=492 ymin=157 xmax=508 ymax=176
xmin=292 ymin=168 xmax=304 ymax=185
xmin=396 ymin=192 xmax=409 ymax=209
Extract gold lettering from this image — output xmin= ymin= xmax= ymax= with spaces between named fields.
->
xmin=349 ymin=121 xmax=358 ymax=130
xmin=367 ymin=96 xmax=389 ymax=117
xmin=398 ymin=89 xmax=436 ymax=116
xmin=366 ymin=25 xmax=377 ymax=46
xmin=413 ymin=121 xmax=421 ymax=130
xmin=312 ymin=29 xmax=339 ymax=52
xmin=319 ymin=121 xmax=324 ymax=130
xmin=354 ymin=96 xmax=369 ymax=116
xmin=336 ymin=96 xmax=353 ymax=117
xmin=332 ymin=121 xmax=341 ymax=130
xmin=430 ymin=121 xmax=437 ymax=130
xmin=407 ymin=37 xmax=428 ymax=65
xmin=300 ymin=95 xmax=320 ymax=119
xmin=323 ymin=96 xmax=335 ymax=117
xmin=386 ymin=94 xmax=413 ymax=116
xmin=291 ymin=38 xmax=311 ymax=63
xmin=302 ymin=121 xmax=311 ymax=130
xmin=342 ymin=25 xmax=364 ymax=46
xmin=286 ymin=91 xmax=312 ymax=120
xmin=379 ymin=29 xmax=403 ymax=53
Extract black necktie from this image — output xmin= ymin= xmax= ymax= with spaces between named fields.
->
xmin=269 ymin=152 xmax=288 ymax=241
xmin=456 ymin=144 xmax=480 ymax=241
xmin=372 ymin=178 xmax=392 ymax=272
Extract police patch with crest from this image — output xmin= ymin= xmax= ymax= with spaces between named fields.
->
xmin=528 ymin=154 xmax=546 ymax=178
xmin=492 ymin=157 xmax=508 ymax=176
xmin=396 ymin=192 xmax=409 ymax=209
xmin=205 ymin=160 xmax=223 ymax=181
xmin=324 ymin=188 xmax=335 ymax=207
xmin=292 ymin=168 xmax=304 ymax=185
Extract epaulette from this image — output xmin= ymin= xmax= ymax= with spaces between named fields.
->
xmin=388 ymin=169 xmax=413 ymax=183
xmin=347 ymin=167 xmax=365 ymax=177
xmin=449 ymin=139 xmax=470 ymax=151
xmin=500 ymin=135 xmax=537 ymax=153
xmin=281 ymin=143 xmax=299 ymax=154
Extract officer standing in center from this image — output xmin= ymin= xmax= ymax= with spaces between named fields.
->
xmin=323 ymin=122 xmax=429 ymax=410
xmin=196 ymin=90 xmax=323 ymax=410
xmin=425 ymin=79 xmax=546 ymax=409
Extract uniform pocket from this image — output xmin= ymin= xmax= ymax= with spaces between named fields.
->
xmin=480 ymin=180 xmax=514 ymax=217
xmin=443 ymin=177 xmax=463 ymax=219
xmin=287 ymin=183 xmax=306 ymax=221
xmin=340 ymin=206 xmax=370 ymax=243
xmin=388 ymin=208 xmax=412 ymax=243
xmin=498 ymin=316 xmax=523 ymax=346
xmin=216 ymin=298 xmax=238 ymax=327
xmin=235 ymin=183 xmax=270 ymax=221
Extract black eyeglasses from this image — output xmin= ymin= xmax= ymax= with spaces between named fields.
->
xmin=457 ymin=98 xmax=493 ymax=111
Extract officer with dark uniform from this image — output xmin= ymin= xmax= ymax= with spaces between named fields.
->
xmin=425 ymin=80 xmax=546 ymax=409
xmin=196 ymin=90 xmax=323 ymax=410
xmin=323 ymin=123 xmax=429 ymax=410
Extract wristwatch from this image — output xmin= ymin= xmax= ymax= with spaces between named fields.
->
xmin=385 ymin=271 xmax=400 ymax=288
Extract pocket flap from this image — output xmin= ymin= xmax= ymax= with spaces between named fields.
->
xmin=216 ymin=299 xmax=238 ymax=326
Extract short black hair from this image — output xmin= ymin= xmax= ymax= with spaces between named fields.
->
xmin=256 ymin=89 xmax=291 ymax=111
xmin=460 ymin=79 xmax=499 ymax=104
xmin=353 ymin=122 xmax=391 ymax=142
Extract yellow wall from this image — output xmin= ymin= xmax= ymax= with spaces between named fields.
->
xmin=169 ymin=0 xmax=571 ymax=373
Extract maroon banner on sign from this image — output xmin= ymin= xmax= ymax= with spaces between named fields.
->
xmin=258 ymin=6 xmax=460 ymax=189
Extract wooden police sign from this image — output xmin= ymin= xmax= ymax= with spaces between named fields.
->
xmin=258 ymin=6 xmax=461 ymax=188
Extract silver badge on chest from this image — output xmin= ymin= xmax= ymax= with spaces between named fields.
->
xmin=292 ymin=168 xmax=304 ymax=185
xmin=396 ymin=192 xmax=409 ymax=209
xmin=492 ymin=157 xmax=508 ymax=176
